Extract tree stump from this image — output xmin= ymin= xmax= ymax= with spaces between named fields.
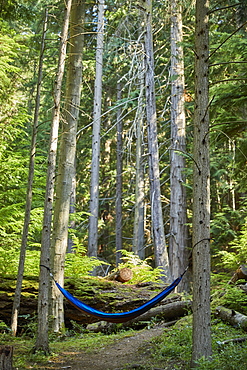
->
xmin=116 ymin=268 xmax=133 ymax=283
xmin=106 ymin=268 xmax=133 ymax=283
xmin=0 ymin=345 xmax=13 ymax=370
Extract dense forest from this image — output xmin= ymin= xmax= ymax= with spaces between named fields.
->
xmin=1 ymin=0 xmax=247 ymax=369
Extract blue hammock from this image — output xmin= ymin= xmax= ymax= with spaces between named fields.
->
xmin=55 ymin=274 xmax=184 ymax=323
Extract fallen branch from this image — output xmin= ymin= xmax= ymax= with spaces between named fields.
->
xmin=215 ymin=306 xmax=247 ymax=331
xmin=87 ymin=300 xmax=191 ymax=332
xmin=217 ymin=337 xmax=247 ymax=346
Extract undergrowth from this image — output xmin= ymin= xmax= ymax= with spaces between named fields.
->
xmin=150 ymin=317 xmax=247 ymax=370
xmin=1 ymin=317 xmax=247 ymax=369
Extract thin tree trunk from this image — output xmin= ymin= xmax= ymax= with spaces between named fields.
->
xmin=191 ymin=0 xmax=212 ymax=365
xmin=67 ymin=163 xmax=76 ymax=253
xmin=88 ymin=0 xmax=104 ymax=259
xmin=144 ymin=0 xmax=170 ymax=280
xmin=11 ymin=8 xmax=48 ymax=337
xmin=116 ymin=83 xmax=123 ymax=266
xmin=50 ymin=0 xmax=85 ymax=333
xmin=133 ymin=43 xmax=145 ymax=260
xmin=169 ymin=0 xmax=189 ymax=292
xmin=33 ymin=0 xmax=72 ymax=353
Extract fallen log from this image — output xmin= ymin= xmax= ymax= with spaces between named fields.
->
xmin=217 ymin=337 xmax=247 ymax=346
xmin=87 ymin=300 xmax=191 ymax=332
xmin=0 ymin=345 xmax=13 ymax=370
xmin=215 ymin=306 xmax=247 ymax=331
xmin=239 ymin=284 xmax=247 ymax=294
xmin=228 ymin=264 xmax=247 ymax=284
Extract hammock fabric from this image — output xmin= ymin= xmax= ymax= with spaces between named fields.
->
xmin=55 ymin=274 xmax=184 ymax=323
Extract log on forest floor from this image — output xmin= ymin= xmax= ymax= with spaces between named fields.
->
xmin=217 ymin=337 xmax=247 ymax=346
xmin=215 ymin=306 xmax=247 ymax=331
xmin=228 ymin=264 xmax=247 ymax=284
xmin=87 ymin=300 xmax=192 ymax=332
xmin=105 ymin=268 xmax=133 ymax=283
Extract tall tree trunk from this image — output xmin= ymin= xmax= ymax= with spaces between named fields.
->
xmin=11 ymin=8 xmax=48 ymax=337
xmin=144 ymin=0 xmax=170 ymax=280
xmin=191 ymin=0 xmax=212 ymax=365
xmin=169 ymin=0 xmax=189 ymax=292
xmin=50 ymin=0 xmax=85 ymax=333
xmin=88 ymin=0 xmax=104 ymax=259
xmin=33 ymin=0 xmax=72 ymax=354
xmin=116 ymin=83 xmax=123 ymax=266
xmin=133 ymin=43 xmax=145 ymax=260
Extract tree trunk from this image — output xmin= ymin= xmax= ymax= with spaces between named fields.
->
xmin=11 ymin=8 xmax=48 ymax=337
xmin=144 ymin=0 xmax=170 ymax=280
xmin=0 ymin=346 xmax=13 ymax=370
xmin=191 ymin=0 xmax=212 ymax=365
xmin=50 ymin=0 xmax=85 ymax=333
xmin=34 ymin=0 xmax=72 ymax=354
xmin=116 ymin=83 xmax=123 ymax=266
xmin=88 ymin=0 xmax=105 ymax=259
xmin=169 ymin=0 xmax=189 ymax=293
xmin=133 ymin=41 xmax=145 ymax=260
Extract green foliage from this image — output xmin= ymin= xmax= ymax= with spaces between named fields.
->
xmin=116 ymin=250 xmax=163 ymax=283
xmin=65 ymin=235 xmax=109 ymax=277
xmin=216 ymin=217 xmax=247 ymax=270
xmin=220 ymin=286 xmax=247 ymax=315
xmin=2 ymin=318 xmax=247 ymax=369
xmin=151 ymin=319 xmax=247 ymax=370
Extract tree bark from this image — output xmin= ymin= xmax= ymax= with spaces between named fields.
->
xmin=50 ymin=0 xmax=85 ymax=333
xmin=88 ymin=0 xmax=105 ymax=260
xmin=133 ymin=40 xmax=145 ymax=260
xmin=116 ymin=83 xmax=123 ymax=266
xmin=0 ymin=346 xmax=13 ymax=370
xmin=169 ymin=0 xmax=189 ymax=293
xmin=144 ymin=0 xmax=170 ymax=280
xmin=11 ymin=8 xmax=48 ymax=337
xmin=34 ymin=0 xmax=72 ymax=354
xmin=191 ymin=0 xmax=212 ymax=365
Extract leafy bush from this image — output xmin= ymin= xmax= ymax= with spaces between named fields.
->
xmin=116 ymin=250 xmax=163 ymax=283
xmin=217 ymin=217 xmax=247 ymax=270
xmin=65 ymin=235 xmax=109 ymax=277
xmin=220 ymin=286 xmax=247 ymax=315
xmin=151 ymin=320 xmax=247 ymax=370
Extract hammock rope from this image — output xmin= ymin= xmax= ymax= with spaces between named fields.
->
xmin=42 ymin=265 xmax=188 ymax=324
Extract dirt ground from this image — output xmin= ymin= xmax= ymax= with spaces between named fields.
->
xmin=46 ymin=326 xmax=166 ymax=370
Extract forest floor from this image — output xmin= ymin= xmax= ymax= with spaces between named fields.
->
xmin=43 ymin=325 xmax=167 ymax=370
